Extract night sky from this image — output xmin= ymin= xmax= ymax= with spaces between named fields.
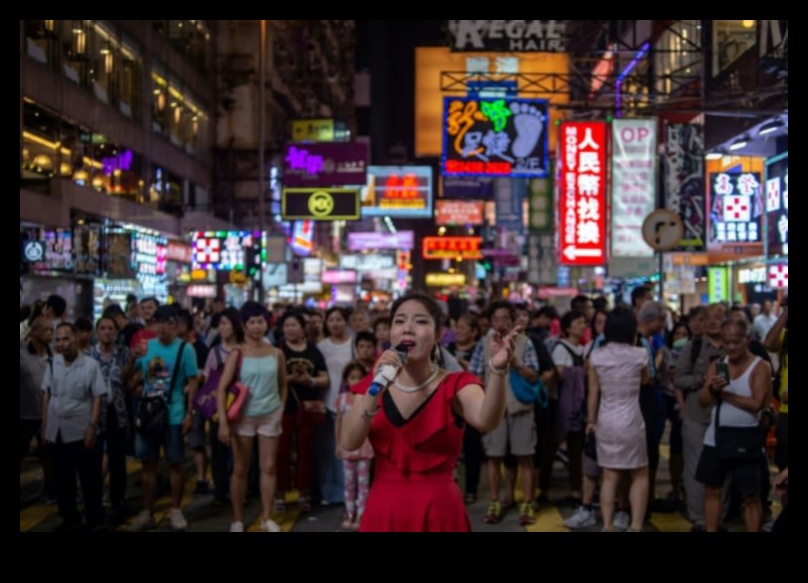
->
xmin=356 ymin=20 xmax=445 ymax=164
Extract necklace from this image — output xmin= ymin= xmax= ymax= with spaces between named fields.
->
xmin=394 ymin=366 xmax=441 ymax=394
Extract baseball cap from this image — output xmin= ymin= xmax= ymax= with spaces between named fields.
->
xmin=153 ymin=305 xmax=179 ymax=323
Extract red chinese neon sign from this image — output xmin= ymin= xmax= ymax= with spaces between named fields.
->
xmin=422 ymin=237 xmax=484 ymax=261
xmin=557 ymin=122 xmax=608 ymax=267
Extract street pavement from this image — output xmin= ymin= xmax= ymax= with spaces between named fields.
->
xmin=20 ymin=444 xmax=777 ymax=533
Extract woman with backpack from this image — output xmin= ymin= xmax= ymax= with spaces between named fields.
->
xmin=201 ymin=308 xmax=244 ymax=507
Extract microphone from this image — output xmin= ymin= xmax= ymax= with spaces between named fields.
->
xmin=367 ymin=344 xmax=410 ymax=397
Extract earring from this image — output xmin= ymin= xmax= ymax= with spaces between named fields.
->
xmin=433 ymin=344 xmax=441 ymax=364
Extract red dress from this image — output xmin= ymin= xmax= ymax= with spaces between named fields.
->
xmin=352 ymin=372 xmax=482 ymax=533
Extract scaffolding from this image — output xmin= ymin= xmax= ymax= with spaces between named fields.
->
xmin=441 ymin=20 xmax=787 ymax=118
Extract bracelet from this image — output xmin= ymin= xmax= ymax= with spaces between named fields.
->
xmin=362 ymin=407 xmax=380 ymax=420
xmin=488 ymin=359 xmax=509 ymax=377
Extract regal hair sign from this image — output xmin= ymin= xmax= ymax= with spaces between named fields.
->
xmin=448 ymin=20 xmax=567 ymax=52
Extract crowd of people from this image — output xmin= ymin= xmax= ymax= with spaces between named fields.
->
xmin=19 ymin=288 xmax=788 ymax=533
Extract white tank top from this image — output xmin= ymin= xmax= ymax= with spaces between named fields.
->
xmin=704 ymin=357 xmax=762 ymax=447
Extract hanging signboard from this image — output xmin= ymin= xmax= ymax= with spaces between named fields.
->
xmin=442 ymin=97 xmax=550 ymax=179
xmin=612 ymin=119 xmax=657 ymax=258
xmin=557 ymin=121 xmax=608 ymax=267
xmin=448 ymin=20 xmax=568 ymax=52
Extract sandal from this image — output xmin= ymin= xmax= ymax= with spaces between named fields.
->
xmin=341 ymin=515 xmax=355 ymax=531
xmin=464 ymin=494 xmax=477 ymax=506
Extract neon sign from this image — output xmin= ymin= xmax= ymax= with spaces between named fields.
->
xmin=442 ymin=97 xmax=550 ymax=178
xmin=557 ymin=121 xmax=608 ymax=267
xmin=362 ymin=167 xmax=433 ymax=218
xmin=708 ymin=172 xmax=764 ymax=253
xmin=422 ymin=237 xmax=484 ymax=261
xmin=101 ymin=149 xmax=134 ymax=176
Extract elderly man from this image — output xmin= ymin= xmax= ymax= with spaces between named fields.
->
xmin=41 ymin=323 xmax=107 ymax=532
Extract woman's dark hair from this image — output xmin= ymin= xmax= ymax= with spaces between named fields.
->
xmin=373 ymin=317 xmax=391 ymax=332
xmin=667 ymin=322 xmax=691 ymax=349
xmin=20 ymin=305 xmax=31 ymax=325
xmin=355 ymin=331 xmax=377 ymax=347
xmin=604 ymin=306 xmax=639 ymax=346
xmin=177 ymin=309 xmax=195 ymax=332
xmin=390 ymin=293 xmax=445 ymax=333
xmin=560 ymin=310 xmax=586 ymax=335
xmin=28 ymin=300 xmax=45 ymax=326
xmin=280 ymin=310 xmax=307 ymax=332
xmin=241 ymin=301 xmax=269 ymax=326
xmin=218 ymin=307 xmax=246 ymax=345
xmin=342 ymin=362 xmax=368 ymax=386
xmin=591 ymin=310 xmax=609 ymax=337
xmin=324 ymin=307 xmax=349 ymax=337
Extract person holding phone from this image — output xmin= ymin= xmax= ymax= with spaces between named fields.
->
xmin=697 ymin=318 xmax=772 ymax=533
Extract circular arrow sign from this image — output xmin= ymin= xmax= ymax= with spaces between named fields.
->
xmin=642 ymin=210 xmax=685 ymax=253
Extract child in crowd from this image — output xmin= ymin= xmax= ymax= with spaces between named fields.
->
xmin=335 ymin=363 xmax=373 ymax=531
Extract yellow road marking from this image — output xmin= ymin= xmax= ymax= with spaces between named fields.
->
xmin=651 ymin=512 xmax=693 ymax=533
xmin=660 ymin=444 xmax=671 ymax=462
xmin=248 ymin=491 xmax=301 ymax=532
xmin=20 ymin=503 xmax=56 ymax=533
xmin=527 ymin=506 xmax=569 ymax=533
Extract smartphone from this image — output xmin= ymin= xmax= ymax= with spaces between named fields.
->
xmin=716 ymin=362 xmax=729 ymax=381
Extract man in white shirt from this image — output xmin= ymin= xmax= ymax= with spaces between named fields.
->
xmin=41 ymin=323 xmax=107 ymax=532
xmin=753 ymin=301 xmax=778 ymax=341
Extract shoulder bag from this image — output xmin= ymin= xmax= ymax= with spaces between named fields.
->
xmin=136 ymin=342 xmax=186 ymax=438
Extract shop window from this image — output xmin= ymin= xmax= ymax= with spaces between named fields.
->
xmin=152 ymin=20 xmax=211 ymax=74
xmin=149 ymin=166 xmax=185 ymax=215
xmin=24 ymin=20 xmax=60 ymax=70
xmin=713 ymin=20 xmax=758 ymax=77
xmin=151 ymin=65 xmax=210 ymax=162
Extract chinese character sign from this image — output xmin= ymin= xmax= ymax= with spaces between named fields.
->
xmin=557 ymin=122 xmax=608 ymax=266
xmin=422 ymin=237 xmax=484 ymax=261
xmin=361 ymin=167 xmax=433 ymax=219
xmin=283 ymin=143 xmax=368 ymax=188
xmin=612 ymin=119 xmax=657 ymax=258
xmin=766 ymin=153 xmax=788 ymax=258
xmin=708 ymin=173 xmax=764 ymax=253
xmin=443 ymin=97 xmax=550 ymax=178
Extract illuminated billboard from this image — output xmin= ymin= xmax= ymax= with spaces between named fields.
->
xmin=361 ymin=166 xmax=433 ymax=219
xmin=443 ymin=97 xmax=550 ymax=178
xmin=415 ymin=48 xmax=569 ymax=159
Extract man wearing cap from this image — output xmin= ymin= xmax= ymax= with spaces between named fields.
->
xmin=128 ymin=306 xmax=199 ymax=532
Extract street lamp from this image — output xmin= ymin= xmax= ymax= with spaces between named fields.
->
xmin=258 ymin=19 xmax=267 ymax=304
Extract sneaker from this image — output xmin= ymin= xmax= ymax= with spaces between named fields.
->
xmin=169 ymin=509 xmax=188 ymax=532
xmin=128 ymin=511 xmax=157 ymax=533
xmin=564 ymin=507 xmax=597 ymax=530
xmin=519 ymin=503 xmax=536 ymax=526
xmin=614 ymin=511 xmax=631 ymax=532
xmin=194 ymin=481 xmax=211 ymax=497
xmin=261 ymin=520 xmax=281 ymax=533
xmin=230 ymin=522 xmax=244 ymax=533
xmin=484 ymin=501 xmax=503 ymax=525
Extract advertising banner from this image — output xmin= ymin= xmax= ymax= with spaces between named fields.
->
xmin=528 ymin=178 xmax=553 ymax=233
xmin=436 ymin=200 xmax=485 ymax=226
xmin=348 ymin=232 xmax=415 ymax=252
xmin=663 ymin=124 xmax=706 ymax=251
xmin=443 ymin=97 xmax=550 ymax=178
xmin=283 ymin=142 xmax=368 ymax=188
xmin=612 ymin=119 xmax=657 ymax=258
xmin=707 ymin=172 xmax=764 ymax=253
xmin=422 ymin=237 xmax=484 ymax=261
xmin=557 ymin=121 xmax=608 ymax=267
xmin=282 ymin=189 xmax=361 ymax=221
xmin=441 ymin=176 xmax=495 ymax=200
xmin=708 ymin=267 xmax=730 ymax=304
xmin=192 ymin=231 xmax=262 ymax=276
xmin=766 ymin=152 xmax=788 ymax=259
xmin=361 ymin=167 xmax=433 ymax=219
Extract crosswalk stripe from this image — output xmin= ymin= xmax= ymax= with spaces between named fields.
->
xmin=650 ymin=512 xmax=693 ymax=533
xmin=20 ymin=502 xmax=55 ymax=533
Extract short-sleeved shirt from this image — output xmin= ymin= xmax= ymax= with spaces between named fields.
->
xmin=41 ymin=354 xmax=108 ymax=444
xmin=282 ymin=342 xmax=328 ymax=414
xmin=135 ymin=339 xmax=198 ymax=426
xmin=551 ymin=341 xmax=585 ymax=401
xmin=203 ymin=345 xmax=234 ymax=380
xmin=88 ymin=344 xmax=130 ymax=430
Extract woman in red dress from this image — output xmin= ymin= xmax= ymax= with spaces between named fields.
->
xmin=344 ymin=293 xmax=518 ymax=532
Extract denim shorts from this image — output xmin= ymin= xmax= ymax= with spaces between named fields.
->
xmin=135 ymin=425 xmax=185 ymax=465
